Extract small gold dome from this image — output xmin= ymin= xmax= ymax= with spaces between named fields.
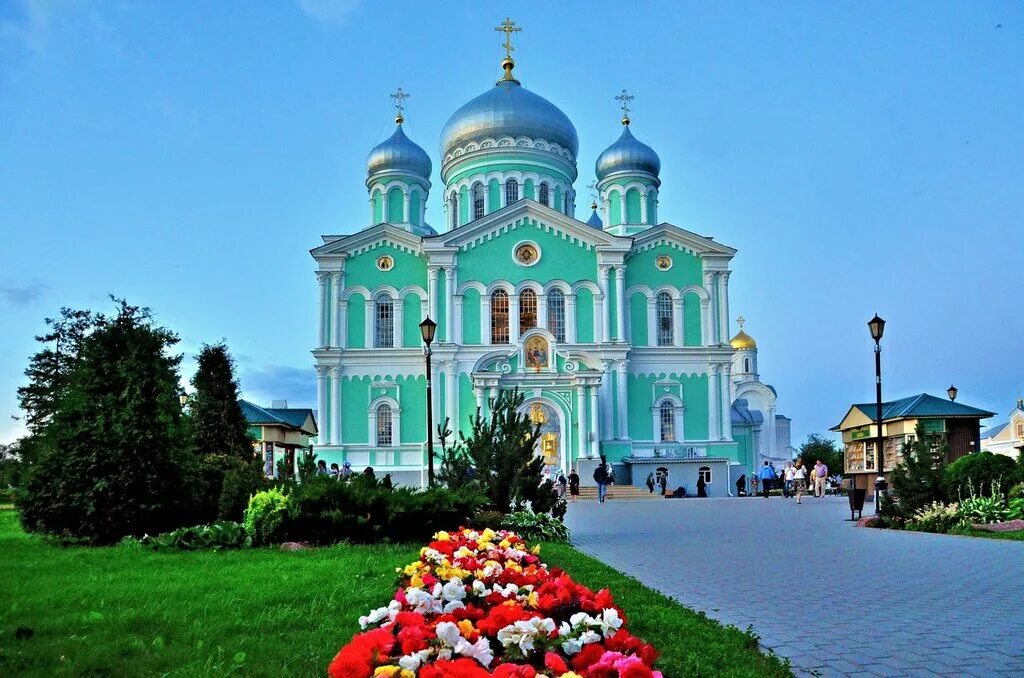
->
xmin=730 ymin=316 xmax=756 ymax=349
xmin=730 ymin=330 xmax=757 ymax=350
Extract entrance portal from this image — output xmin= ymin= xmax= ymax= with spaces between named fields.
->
xmin=526 ymin=401 xmax=562 ymax=477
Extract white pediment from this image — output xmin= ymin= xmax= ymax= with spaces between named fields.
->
xmin=310 ymin=223 xmax=425 ymax=258
xmin=631 ymin=223 xmax=737 ymax=258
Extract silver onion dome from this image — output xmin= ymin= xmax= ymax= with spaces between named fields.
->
xmin=367 ymin=123 xmax=432 ymax=180
xmin=440 ymin=80 xmax=579 ymax=160
xmin=595 ymin=124 xmax=661 ymax=181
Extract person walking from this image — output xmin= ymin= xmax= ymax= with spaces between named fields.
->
xmin=736 ymin=473 xmax=747 ymax=497
xmin=568 ymin=469 xmax=580 ymax=503
xmin=646 ymin=472 xmax=655 ymax=493
xmin=751 ymin=473 xmax=759 ymax=497
xmin=813 ymin=459 xmax=828 ymax=498
xmin=783 ymin=461 xmax=795 ymax=498
xmin=792 ymin=460 xmax=808 ymax=504
xmin=757 ymin=461 xmax=776 ymax=499
xmin=696 ymin=473 xmax=707 ymax=497
xmin=556 ymin=472 xmax=567 ymax=499
xmin=659 ymin=471 xmax=669 ymax=496
xmin=593 ymin=462 xmax=610 ymax=504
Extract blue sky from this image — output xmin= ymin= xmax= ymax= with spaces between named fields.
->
xmin=1 ymin=0 xmax=1022 ymax=446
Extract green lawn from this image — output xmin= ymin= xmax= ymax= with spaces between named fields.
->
xmin=950 ymin=526 xmax=1024 ymax=541
xmin=0 ymin=510 xmax=789 ymax=676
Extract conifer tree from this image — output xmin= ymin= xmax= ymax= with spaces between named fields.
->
xmin=885 ymin=425 xmax=949 ymax=520
xmin=19 ymin=299 xmax=188 ymax=544
xmin=189 ymin=343 xmax=253 ymax=462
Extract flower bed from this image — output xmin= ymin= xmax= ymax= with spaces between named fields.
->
xmin=329 ymin=528 xmax=662 ymax=677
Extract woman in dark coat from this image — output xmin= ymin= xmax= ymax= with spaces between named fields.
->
xmin=736 ymin=474 xmax=747 ymax=497
xmin=568 ymin=469 xmax=580 ymax=503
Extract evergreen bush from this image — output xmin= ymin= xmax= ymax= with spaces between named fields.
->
xmin=244 ymin=487 xmax=292 ymax=545
xmin=883 ymin=428 xmax=949 ymax=521
xmin=945 ymin=452 xmax=1017 ymax=499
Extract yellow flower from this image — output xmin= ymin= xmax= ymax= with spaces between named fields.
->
xmin=498 ymin=539 xmax=511 ymax=549
xmin=481 ymin=528 xmax=496 ymax=541
xmin=559 ymin=673 xmax=584 ymax=678
xmin=373 ymin=667 xmax=400 ymax=677
xmin=531 ymin=545 xmax=542 ymax=555
xmin=457 ymin=619 xmax=475 ymax=636
xmin=527 ymin=590 xmax=539 ymax=608
xmin=409 ymin=573 xmax=424 ymax=588
xmin=434 ymin=530 xmax=451 ymax=541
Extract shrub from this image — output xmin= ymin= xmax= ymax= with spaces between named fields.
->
xmin=139 ymin=520 xmax=250 ymax=551
xmin=883 ymin=429 xmax=949 ymax=522
xmin=946 ymin=452 xmax=1017 ymax=499
xmin=500 ymin=509 xmax=571 ymax=542
xmin=218 ymin=460 xmax=269 ymax=521
xmin=905 ymin=501 xmax=960 ymax=534
xmin=1006 ymin=497 xmax=1024 ymax=521
xmin=471 ymin=509 xmax=506 ymax=529
xmin=957 ymin=496 xmax=1008 ymax=525
xmin=1008 ymin=482 xmax=1024 ymax=501
xmin=281 ymin=477 xmax=485 ymax=545
xmin=244 ymin=487 xmax=292 ymax=544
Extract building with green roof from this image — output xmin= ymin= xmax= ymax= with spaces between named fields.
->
xmin=241 ymin=400 xmax=318 ymax=477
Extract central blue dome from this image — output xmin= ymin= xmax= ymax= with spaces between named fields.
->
xmin=440 ymin=80 xmax=579 ymax=160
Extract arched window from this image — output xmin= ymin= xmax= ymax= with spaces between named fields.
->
xmin=472 ymin=183 xmax=485 ymax=220
xmin=547 ymin=289 xmax=565 ymax=342
xmin=656 ymin=292 xmax=673 ymax=346
xmin=564 ymin=192 xmax=571 ymax=214
xmin=519 ymin=289 xmax=537 ymax=334
xmin=505 ymin=179 xmax=519 ymax=205
xmin=375 ymin=403 xmax=393 ymax=447
xmin=698 ymin=465 xmax=712 ymax=484
xmin=449 ymin=191 xmax=458 ymax=229
xmin=374 ymin=293 xmax=394 ymax=348
xmin=659 ymin=400 xmax=675 ymax=442
xmin=538 ymin=182 xmax=549 ymax=206
xmin=744 ymin=358 xmax=750 ymax=372
xmin=490 ymin=290 xmax=509 ymax=344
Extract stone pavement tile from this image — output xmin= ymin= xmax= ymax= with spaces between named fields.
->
xmin=819 ymin=658 xmax=864 ymax=674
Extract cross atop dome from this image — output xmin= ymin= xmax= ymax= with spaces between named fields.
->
xmin=615 ymin=89 xmax=635 ymax=125
xmin=494 ymin=17 xmax=522 ymax=83
xmin=389 ymin=87 xmax=410 ymax=124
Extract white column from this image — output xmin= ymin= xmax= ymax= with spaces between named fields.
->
xmin=614 ymin=266 xmax=626 ymax=342
xmin=482 ymin=296 xmax=491 ymax=345
xmin=704 ymin=271 xmax=718 ymax=344
xmin=364 ymin=303 xmax=374 ymax=349
xmin=673 ymin=297 xmax=684 ymax=347
xmin=566 ymin=295 xmax=577 ymax=343
xmin=537 ymin=293 xmax=548 ymax=333
xmin=337 ymin=300 xmax=348 ymax=349
xmin=330 ymin=272 xmax=344 ymax=348
xmin=454 ymin=295 xmax=464 ymax=344
xmin=419 ymin=197 xmax=426 ymax=226
xmin=402 ymin=192 xmax=411 ymax=223
xmin=646 ymin=297 xmax=657 ymax=346
xmin=718 ymin=272 xmax=731 ymax=344
xmin=315 ymin=366 xmax=328 ymax=442
xmin=576 ymin=386 xmax=588 ymax=459
xmin=330 ymin=366 xmax=342 ymax=445
xmin=720 ymin=368 xmax=733 ymax=441
xmin=443 ymin=266 xmax=454 ymax=343
xmin=700 ymin=299 xmax=711 ymax=346
xmin=640 ymin=194 xmax=648 ymax=224
xmin=509 ymin=293 xmax=521 ymax=343
xmin=616 ymin=361 xmax=629 ymax=439
xmin=394 ymin=297 xmax=405 ymax=348
xmin=445 ymin=362 xmax=458 ymax=432
xmin=316 ymin=272 xmax=328 ymax=348
xmin=368 ymin=198 xmax=375 ymax=225
xmin=619 ymin=194 xmax=627 ymax=224
xmin=594 ymin=295 xmax=604 ymax=344
xmin=589 ymin=386 xmax=599 ymax=454
xmin=427 ymin=267 xmax=439 ymax=322
xmin=602 ymin=197 xmax=611 ymax=228
xmin=598 ymin=266 xmax=610 ymax=343
xmin=708 ymin=365 xmax=721 ymax=441
xmin=753 ymin=426 xmax=762 ymax=461
xmin=766 ymin=407 xmax=777 ymax=459
xmin=600 ymin=362 xmax=614 ymax=439
xmin=474 ymin=387 xmax=485 ymax=417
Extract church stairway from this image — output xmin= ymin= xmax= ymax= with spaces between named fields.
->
xmin=574 ymin=485 xmax=664 ymax=500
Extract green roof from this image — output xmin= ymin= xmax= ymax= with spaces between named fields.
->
xmin=241 ymin=400 xmax=317 ymax=434
xmin=853 ymin=393 xmax=995 ymax=421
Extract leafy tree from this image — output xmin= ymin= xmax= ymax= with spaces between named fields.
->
xmin=884 ymin=427 xmax=949 ymax=521
xmin=16 ymin=307 xmax=95 ymax=435
xmin=945 ymin=451 xmax=1017 ymax=499
xmin=189 ymin=343 xmax=254 ymax=462
xmin=796 ymin=433 xmax=844 ymax=476
xmin=437 ymin=389 xmax=564 ymax=516
xmin=18 ymin=299 xmax=190 ymax=544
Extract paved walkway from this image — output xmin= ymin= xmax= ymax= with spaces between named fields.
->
xmin=564 ymin=496 xmax=1024 ymax=677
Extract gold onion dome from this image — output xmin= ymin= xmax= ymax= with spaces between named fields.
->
xmin=730 ymin=330 xmax=757 ymax=350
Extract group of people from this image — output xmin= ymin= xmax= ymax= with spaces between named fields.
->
xmin=744 ymin=459 xmax=830 ymax=503
xmin=314 ymin=459 xmax=379 ymax=482
xmin=551 ymin=469 xmax=582 ymax=502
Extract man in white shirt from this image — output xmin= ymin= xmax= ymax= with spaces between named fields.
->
xmin=783 ymin=461 xmax=796 ymax=498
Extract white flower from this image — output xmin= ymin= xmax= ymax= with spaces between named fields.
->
xmin=405 ymin=587 xmax=442 ymax=615
xmin=568 ymin=611 xmax=591 ymax=627
xmin=561 ymin=637 xmax=583 ymax=655
xmin=442 ymin=600 xmax=466 ymax=614
xmin=597 ymin=608 xmax=623 ymax=637
xmin=441 ymin=578 xmax=467 ymax=603
xmin=456 ymin=637 xmax=494 ymax=667
xmin=472 ymin=580 xmax=488 ymax=596
xmin=435 ymin=621 xmax=462 ymax=648
xmin=580 ymin=629 xmax=602 ymax=645
xmin=496 ymin=617 xmax=556 ymax=655
xmin=398 ymin=650 xmax=432 ymax=671
xmin=358 ymin=604 xmax=391 ymax=629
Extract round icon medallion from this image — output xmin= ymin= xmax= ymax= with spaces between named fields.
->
xmin=376 ymin=255 xmax=395 ymax=271
xmin=655 ymin=255 xmax=673 ymax=271
xmin=514 ymin=243 xmax=540 ymax=266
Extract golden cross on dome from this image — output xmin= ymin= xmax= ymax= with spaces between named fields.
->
xmin=495 ymin=17 xmax=522 ymax=59
xmin=389 ymin=87 xmax=410 ymax=123
xmin=736 ymin=316 xmax=746 ymax=330
xmin=615 ymin=89 xmax=635 ymax=124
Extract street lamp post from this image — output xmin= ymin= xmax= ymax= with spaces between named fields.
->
xmin=419 ymin=317 xmax=438 ymax=486
xmin=947 ymin=385 xmax=958 ymax=402
xmin=868 ymin=314 xmax=887 ymax=516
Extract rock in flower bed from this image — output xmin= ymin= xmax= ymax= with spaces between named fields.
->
xmin=329 ymin=528 xmax=662 ymax=677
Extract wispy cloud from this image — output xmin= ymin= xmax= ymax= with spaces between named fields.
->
xmin=1 ymin=282 xmax=47 ymax=306
xmin=295 ymin=0 xmax=362 ymax=26
xmin=241 ymin=364 xmax=315 ymax=408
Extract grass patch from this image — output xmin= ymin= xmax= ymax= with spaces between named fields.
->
xmin=1 ymin=510 xmax=789 ymax=676
xmin=541 ymin=542 xmax=791 ymax=677
xmin=950 ymin=526 xmax=1024 ymax=541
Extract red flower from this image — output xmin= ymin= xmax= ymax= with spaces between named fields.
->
xmin=544 ymin=652 xmax=569 ymax=674
xmin=571 ymin=643 xmax=608 ymax=673
xmin=328 ymin=627 xmax=395 ymax=678
xmin=396 ymin=623 xmax=431 ymax=654
xmin=492 ymin=664 xmax=537 ymax=677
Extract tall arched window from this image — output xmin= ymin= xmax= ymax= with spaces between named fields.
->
xmin=744 ymin=358 xmax=750 ymax=372
xmin=519 ymin=289 xmax=537 ymax=334
xmin=449 ymin=191 xmax=458 ymax=229
xmin=656 ymin=292 xmax=673 ymax=346
xmin=659 ymin=401 xmax=675 ymax=442
xmin=547 ymin=289 xmax=565 ymax=342
xmin=505 ymin=179 xmax=519 ymax=205
xmin=564 ymin=192 xmax=572 ymax=214
xmin=374 ymin=293 xmax=394 ymax=348
xmin=538 ymin=182 xmax=549 ymax=206
xmin=472 ymin=183 xmax=485 ymax=220
xmin=698 ymin=465 xmax=712 ymax=484
xmin=376 ymin=403 xmax=393 ymax=446
xmin=490 ymin=290 xmax=509 ymax=344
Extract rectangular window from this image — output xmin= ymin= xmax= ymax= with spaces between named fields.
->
xmin=519 ymin=291 xmax=537 ymax=334
xmin=659 ymin=403 xmax=675 ymax=442
xmin=656 ymin=293 xmax=673 ymax=346
xmin=491 ymin=292 xmax=509 ymax=344
xmin=376 ymin=406 xmax=393 ymax=447
xmin=547 ymin=290 xmax=565 ymax=342
xmin=375 ymin=296 xmax=394 ymax=348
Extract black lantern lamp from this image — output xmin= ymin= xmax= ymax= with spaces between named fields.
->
xmin=947 ymin=385 xmax=958 ymax=402
xmin=419 ymin=317 xmax=438 ymax=486
xmin=868 ymin=314 xmax=887 ymax=515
